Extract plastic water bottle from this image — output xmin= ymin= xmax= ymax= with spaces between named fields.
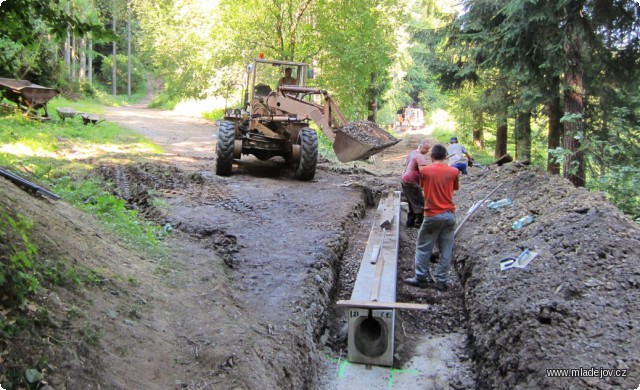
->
xmin=512 ymin=215 xmax=534 ymax=230
xmin=488 ymin=198 xmax=512 ymax=209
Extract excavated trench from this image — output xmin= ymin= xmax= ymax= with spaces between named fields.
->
xmin=93 ymin=159 xmax=476 ymax=388
xmin=94 ymin=160 xmax=373 ymax=388
xmin=95 ymin=159 xmax=640 ymax=389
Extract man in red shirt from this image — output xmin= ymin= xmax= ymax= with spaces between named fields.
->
xmin=404 ymin=144 xmax=459 ymax=292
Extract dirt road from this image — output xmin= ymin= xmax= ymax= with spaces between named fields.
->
xmin=99 ymin=100 xmax=640 ymax=389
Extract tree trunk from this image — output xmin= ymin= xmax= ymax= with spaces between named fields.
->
xmin=71 ymin=34 xmax=77 ymax=84
xmin=515 ymin=111 xmax=531 ymax=162
xmin=127 ymin=1 xmax=132 ymax=97
xmin=367 ymin=99 xmax=377 ymax=122
xmin=495 ymin=102 xmax=508 ymax=159
xmin=64 ymin=2 xmax=70 ymax=81
xmin=562 ymin=86 xmax=585 ymax=186
xmin=472 ymin=111 xmax=484 ymax=149
xmin=79 ymin=38 xmax=86 ymax=82
xmin=562 ymin=0 xmax=586 ymax=187
xmin=367 ymin=73 xmax=378 ymax=122
xmin=598 ymin=96 xmax=609 ymax=176
xmin=88 ymin=40 xmax=93 ymax=84
xmin=547 ymin=88 xmax=562 ymax=175
xmin=112 ymin=6 xmax=117 ymax=97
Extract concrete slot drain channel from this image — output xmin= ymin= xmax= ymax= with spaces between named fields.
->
xmin=329 ymin=190 xmax=442 ymax=388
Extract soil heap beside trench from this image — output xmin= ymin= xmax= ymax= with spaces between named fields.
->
xmin=452 ymin=163 xmax=640 ymax=389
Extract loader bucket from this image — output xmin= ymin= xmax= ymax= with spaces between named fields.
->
xmin=333 ymin=120 xmax=400 ymax=162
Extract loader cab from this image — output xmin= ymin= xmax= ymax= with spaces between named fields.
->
xmin=247 ymin=59 xmax=309 ymax=102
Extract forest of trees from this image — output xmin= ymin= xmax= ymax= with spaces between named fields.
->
xmin=1 ymin=0 xmax=638 ymax=219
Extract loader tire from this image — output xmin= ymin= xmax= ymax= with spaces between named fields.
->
xmin=216 ymin=120 xmax=235 ymax=176
xmin=295 ymin=128 xmax=318 ymax=181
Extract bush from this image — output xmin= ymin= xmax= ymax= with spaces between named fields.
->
xmin=203 ymin=108 xmax=225 ymax=121
xmin=0 ymin=211 xmax=41 ymax=306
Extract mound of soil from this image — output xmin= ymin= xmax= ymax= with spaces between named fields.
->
xmin=453 ymin=163 xmax=640 ymax=389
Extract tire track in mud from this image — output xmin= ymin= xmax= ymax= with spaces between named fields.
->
xmin=98 ymin=162 xmax=262 ymax=223
xmin=86 ymin=102 xmax=640 ymax=389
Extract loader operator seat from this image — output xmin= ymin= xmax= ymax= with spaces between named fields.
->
xmin=254 ymin=83 xmax=272 ymax=98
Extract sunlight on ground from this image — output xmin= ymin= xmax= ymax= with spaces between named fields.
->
xmin=381 ymin=154 xmax=407 ymax=163
xmin=3 ymin=141 xmax=157 ymax=161
xmin=1 ymin=143 xmax=58 ymax=158
xmin=63 ymin=143 xmax=158 ymax=160
xmin=173 ymin=96 xmax=227 ymax=117
xmin=426 ymin=109 xmax=456 ymax=134
xmin=394 ymin=109 xmax=456 ymax=138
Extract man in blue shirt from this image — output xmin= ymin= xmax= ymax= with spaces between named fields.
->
xmin=446 ymin=137 xmax=473 ymax=174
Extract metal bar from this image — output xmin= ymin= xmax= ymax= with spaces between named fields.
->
xmin=454 ymin=182 xmax=504 ymax=237
xmin=278 ymin=86 xmax=324 ymax=94
xmin=0 ymin=167 xmax=60 ymax=200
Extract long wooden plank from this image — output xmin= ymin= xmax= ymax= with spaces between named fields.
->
xmin=337 ymin=300 xmax=430 ymax=311
xmin=368 ymin=254 xmax=385 ymax=301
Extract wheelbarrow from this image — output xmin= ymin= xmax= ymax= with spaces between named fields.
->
xmin=56 ymin=107 xmax=78 ymax=121
xmin=0 ymin=77 xmax=59 ymax=118
xmin=80 ymin=113 xmax=104 ymax=125
xmin=55 ymin=107 xmax=103 ymax=125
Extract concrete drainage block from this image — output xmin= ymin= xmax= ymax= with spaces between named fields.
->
xmin=348 ymin=308 xmax=395 ymax=366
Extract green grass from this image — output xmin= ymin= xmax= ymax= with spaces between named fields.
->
xmin=0 ymin=102 xmax=170 ymax=375
xmin=316 ymin=128 xmax=335 ymax=161
xmin=0 ymin=108 xmax=161 ymax=158
xmin=0 ymin=90 xmax=168 ymax=390
xmin=49 ymin=96 xmax=108 ymax=115
xmin=0 ymin=107 xmax=167 ymax=257
xmin=202 ymin=107 xmax=225 ymax=121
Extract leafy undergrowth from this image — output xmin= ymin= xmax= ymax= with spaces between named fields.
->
xmin=0 ymin=207 xmax=108 ymax=389
xmin=0 ymin=111 xmax=169 ymax=388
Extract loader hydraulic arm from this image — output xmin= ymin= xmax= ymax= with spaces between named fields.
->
xmin=268 ymin=86 xmax=348 ymax=143
xmin=263 ymin=84 xmax=399 ymax=162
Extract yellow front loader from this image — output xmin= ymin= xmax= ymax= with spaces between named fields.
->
xmin=216 ymin=58 xmax=399 ymax=180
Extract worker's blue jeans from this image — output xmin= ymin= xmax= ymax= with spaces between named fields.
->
xmin=414 ymin=211 xmax=456 ymax=283
xmin=451 ymin=162 xmax=468 ymax=174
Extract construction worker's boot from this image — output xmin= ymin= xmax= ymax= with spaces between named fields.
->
xmin=414 ymin=214 xmax=423 ymax=228
xmin=406 ymin=212 xmax=415 ymax=227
